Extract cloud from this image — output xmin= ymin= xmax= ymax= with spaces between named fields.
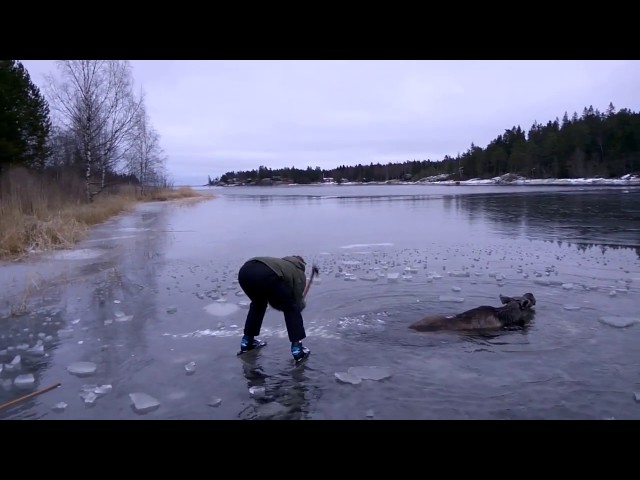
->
xmin=18 ymin=60 xmax=640 ymax=185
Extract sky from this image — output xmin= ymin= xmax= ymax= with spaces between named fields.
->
xmin=18 ymin=60 xmax=640 ymax=186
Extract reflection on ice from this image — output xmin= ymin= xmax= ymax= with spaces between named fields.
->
xmin=204 ymin=301 xmax=240 ymax=316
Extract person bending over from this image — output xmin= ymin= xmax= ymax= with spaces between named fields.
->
xmin=237 ymin=255 xmax=311 ymax=363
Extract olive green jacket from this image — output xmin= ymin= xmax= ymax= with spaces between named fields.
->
xmin=250 ymin=256 xmax=307 ymax=311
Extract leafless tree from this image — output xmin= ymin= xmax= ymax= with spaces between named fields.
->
xmin=44 ymin=60 xmax=143 ymax=201
xmin=126 ymin=104 xmax=167 ymax=195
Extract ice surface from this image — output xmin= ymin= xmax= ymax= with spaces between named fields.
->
xmin=67 ymin=361 xmax=97 ymax=377
xmin=365 ymin=409 xmax=375 ymax=418
xmin=52 ymin=402 xmax=67 ymax=412
xmin=207 ymin=397 xmax=222 ymax=407
xmin=129 ymin=393 xmax=161 ymax=414
xmin=256 ymin=402 xmax=288 ymax=418
xmin=166 ymin=306 xmax=178 ymax=314
xmin=204 ymin=302 xmax=240 ymax=316
xmin=439 ymin=296 xmax=465 ymax=303
xmin=599 ymin=316 xmax=639 ymax=328
xmin=14 ymin=374 xmax=35 ymax=389
xmin=563 ymin=305 xmax=582 ymax=311
xmin=50 ymin=248 xmax=103 ymax=260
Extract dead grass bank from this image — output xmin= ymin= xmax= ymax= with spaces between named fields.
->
xmin=0 ymin=168 xmax=211 ymax=261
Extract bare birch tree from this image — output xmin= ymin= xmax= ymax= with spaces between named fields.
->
xmin=126 ymin=103 xmax=167 ymax=195
xmin=44 ymin=60 xmax=142 ymax=201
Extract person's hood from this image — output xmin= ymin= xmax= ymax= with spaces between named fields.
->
xmin=283 ymin=255 xmax=306 ymax=272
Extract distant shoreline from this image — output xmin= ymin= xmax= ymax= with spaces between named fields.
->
xmin=191 ymin=175 xmax=640 ymax=189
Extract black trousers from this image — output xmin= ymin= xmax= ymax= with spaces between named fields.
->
xmin=238 ymin=259 xmax=306 ymax=343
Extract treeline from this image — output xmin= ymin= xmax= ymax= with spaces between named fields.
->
xmin=214 ymin=103 xmax=640 ymax=184
xmin=0 ymin=60 xmax=169 ymax=201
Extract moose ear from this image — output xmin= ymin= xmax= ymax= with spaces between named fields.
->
xmin=499 ymin=294 xmax=512 ymax=305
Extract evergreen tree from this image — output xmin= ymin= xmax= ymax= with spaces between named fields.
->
xmin=0 ymin=60 xmax=52 ymax=173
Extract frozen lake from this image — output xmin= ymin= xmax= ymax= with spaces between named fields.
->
xmin=1 ymin=183 xmax=639 ymax=419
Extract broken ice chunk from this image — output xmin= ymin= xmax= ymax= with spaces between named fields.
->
xmin=14 ymin=374 xmax=36 ymax=389
xmin=563 ymin=305 xmax=582 ymax=311
xmin=82 ymin=391 xmax=98 ymax=406
xmin=207 ymin=397 xmax=222 ymax=407
xmin=26 ymin=345 xmax=45 ymax=357
xmin=7 ymin=355 xmax=21 ymax=370
xmin=249 ymin=386 xmax=266 ymax=398
xmin=359 ymin=275 xmax=378 ymax=282
xmin=449 ymin=271 xmax=470 ymax=277
xmin=114 ymin=313 xmax=133 ymax=322
xmin=347 ymin=366 xmax=392 ymax=381
xmin=185 ymin=361 xmax=196 ymax=375
xmin=52 ymin=402 xmax=67 ymax=412
xmin=94 ymin=385 xmax=112 ymax=395
xmin=67 ymin=361 xmax=97 ymax=377
xmin=599 ymin=316 xmax=639 ymax=328
xmin=334 ymin=372 xmax=362 ymax=385
xmin=129 ymin=393 xmax=161 ymax=414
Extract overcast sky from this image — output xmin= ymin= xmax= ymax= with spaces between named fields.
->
xmin=19 ymin=60 xmax=640 ymax=186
